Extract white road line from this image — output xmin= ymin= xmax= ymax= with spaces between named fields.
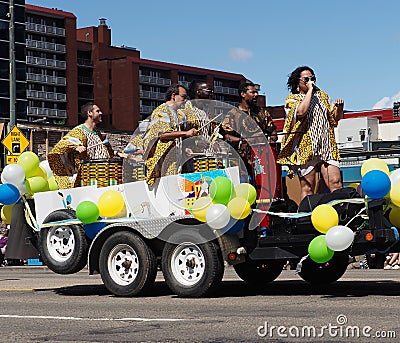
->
xmin=0 ymin=315 xmax=184 ymax=322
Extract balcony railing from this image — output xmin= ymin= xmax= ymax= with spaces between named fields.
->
xmin=140 ymin=90 xmax=166 ymax=101
xmin=26 ymin=56 xmax=66 ymax=69
xmin=77 ymin=58 xmax=93 ymax=67
xmin=78 ymin=76 xmax=93 ymax=84
xmin=26 ymin=39 xmax=66 ymax=53
xmin=27 ymin=90 xmax=67 ymax=102
xmin=179 ymin=81 xmax=190 ymax=89
xmin=28 ymin=106 xmax=67 ymax=118
xmin=140 ymin=105 xmax=154 ymax=114
xmin=139 ymin=75 xmax=171 ymax=86
xmin=78 ymin=93 xmax=94 ymax=100
xmin=214 ymin=85 xmax=238 ymax=96
xmin=26 ymin=73 xmax=66 ymax=85
xmin=25 ymin=22 xmax=66 ymax=36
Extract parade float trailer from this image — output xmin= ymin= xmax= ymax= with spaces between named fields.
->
xmin=23 ymin=161 xmax=399 ymax=298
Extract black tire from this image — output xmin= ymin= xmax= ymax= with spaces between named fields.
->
xmin=233 ymin=259 xmax=285 ymax=284
xmin=39 ymin=209 xmax=88 ymax=274
xmin=162 ymin=230 xmax=224 ymax=298
xmin=298 ymin=253 xmax=349 ymax=285
xmin=99 ymin=231 xmax=157 ymax=297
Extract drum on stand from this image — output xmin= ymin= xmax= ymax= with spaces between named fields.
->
xmin=250 ymin=142 xmax=281 ymax=231
xmin=123 ymin=161 xmax=146 ymax=183
xmin=80 ymin=158 xmax=123 ymax=187
xmin=193 ymin=156 xmax=224 ymax=172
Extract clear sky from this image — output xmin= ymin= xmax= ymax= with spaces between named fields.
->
xmin=28 ymin=0 xmax=400 ymax=111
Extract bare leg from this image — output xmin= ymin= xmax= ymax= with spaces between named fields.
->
xmin=320 ymin=162 xmax=342 ymax=192
xmin=299 ymin=168 xmax=317 ymax=201
xmin=388 ymin=253 xmax=399 ymax=266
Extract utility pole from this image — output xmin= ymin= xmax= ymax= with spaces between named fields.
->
xmin=9 ymin=0 xmax=16 ymax=131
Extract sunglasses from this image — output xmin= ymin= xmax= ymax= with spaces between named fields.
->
xmin=178 ymin=94 xmax=188 ymax=99
xmin=199 ymin=88 xmax=214 ymax=94
xmin=299 ymin=75 xmax=316 ymax=83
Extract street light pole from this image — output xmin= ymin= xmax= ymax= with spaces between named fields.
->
xmin=9 ymin=0 xmax=16 ymax=131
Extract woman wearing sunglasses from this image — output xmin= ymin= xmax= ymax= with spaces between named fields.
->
xmin=277 ymin=66 xmax=344 ymax=201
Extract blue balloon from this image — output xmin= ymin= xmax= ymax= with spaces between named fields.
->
xmin=361 ymin=170 xmax=391 ymax=199
xmin=227 ymin=219 xmax=245 ymax=235
xmin=84 ymin=221 xmax=106 ymax=239
xmin=221 ymin=217 xmax=245 ymax=235
xmin=0 ymin=183 xmax=21 ymax=205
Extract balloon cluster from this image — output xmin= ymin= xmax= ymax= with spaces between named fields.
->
xmin=359 ymin=158 xmax=400 ymax=229
xmin=190 ymin=176 xmax=256 ymax=231
xmin=75 ymin=190 xmax=126 ymax=224
xmin=360 ymin=158 xmax=391 ymax=199
xmin=308 ymin=204 xmax=354 ymax=263
xmin=0 ymin=152 xmax=58 ymax=224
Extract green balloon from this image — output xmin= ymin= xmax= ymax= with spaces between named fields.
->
xmin=209 ymin=176 xmax=235 ymax=205
xmin=17 ymin=151 xmax=40 ymax=178
xmin=308 ymin=235 xmax=335 ymax=264
xmin=76 ymin=201 xmax=99 ymax=224
xmin=26 ymin=176 xmax=48 ymax=194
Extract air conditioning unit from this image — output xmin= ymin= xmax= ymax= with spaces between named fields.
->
xmin=337 ymin=117 xmax=379 ymax=148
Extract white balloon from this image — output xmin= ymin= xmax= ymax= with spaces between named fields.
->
xmin=39 ymin=160 xmax=53 ymax=178
xmin=390 ymin=168 xmax=400 ymax=186
xmin=206 ymin=204 xmax=230 ymax=230
xmin=325 ymin=225 xmax=354 ymax=251
xmin=1 ymin=164 xmax=26 ymax=186
xmin=16 ymin=181 xmax=28 ymax=195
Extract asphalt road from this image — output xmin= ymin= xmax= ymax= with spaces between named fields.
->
xmin=0 ymin=266 xmax=399 ymax=342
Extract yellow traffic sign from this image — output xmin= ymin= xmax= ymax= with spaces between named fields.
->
xmin=6 ymin=154 xmax=20 ymax=165
xmin=2 ymin=126 xmax=29 ymax=154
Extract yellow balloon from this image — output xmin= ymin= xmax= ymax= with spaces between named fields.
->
xmin=192 ymin=196 xmax=213 ymax=222
xmin=34 ymin=166 xmax=48 ymax=179
xmin=234 ymin=183 xmax=257 ymax=205
xmin=361 ymin=158 xmax=389 ymax=177
xmin=228 ymin=197 xmax=251 ymax=220
xmin=389 ymin=205 xmax=400 ymax=228
xmin=347 ymin=182 xmax=359 ymax=190
xmin=1 ymin=204 xmax=14 ymax=224
xmin=98 ymin=190 xmax=125 ymax=217
xmin=390 ymin=182 xmax=400 ymax=207
xmin=311 ymin=204 xmax=339 ymax=234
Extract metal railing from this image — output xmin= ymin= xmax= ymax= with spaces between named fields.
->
xmin=140 ymin=105 xmax=154 ymax=114
xmin=26 ymin=39 xmax=66 ymax=53
xmin=140 ymin=90 xmax=166 ymax=101
xmin=25 ymin=22 xmax=65 ymax=36
xmin=28 ymin=106 xmax=67 ymax=118
xmin=139 ymin=75 xmax=171 ymax=86
xmin=27 ymin=90 xmax=67 ymax=102
xmin=78 ymin=76 xmax=93 ymax=84
xmin=26 ymin=73 xmax=66 ymax=85
xmin=26 ymin=56 xmax=66 ymax=69
xmin=214 ymin=85 xmax=238 ymax=95
xmin=77 ymin=58 xmax=93 ymax=67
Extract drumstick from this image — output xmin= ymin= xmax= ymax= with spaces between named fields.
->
xmin=197 ymin=112 xmax=224 ymax=131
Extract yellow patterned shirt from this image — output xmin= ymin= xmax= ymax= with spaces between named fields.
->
xmin=277 ymin=90 xmax=340 ymax=169
xmin=47 ymin=124 xmax=113 ymax=189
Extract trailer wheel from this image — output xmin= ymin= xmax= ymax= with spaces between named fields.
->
xmin=99 ymin=231 xmax=157 ymax=297
xmin=39 ymin=209 xmax=88 ymax=274
xmin=233 ymin=259 xmax=285 ymax=284
xmin=298 ymin=253 xmax=349 ymax=285
xmin=162 ymin=231 xmax=223 ymax=298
